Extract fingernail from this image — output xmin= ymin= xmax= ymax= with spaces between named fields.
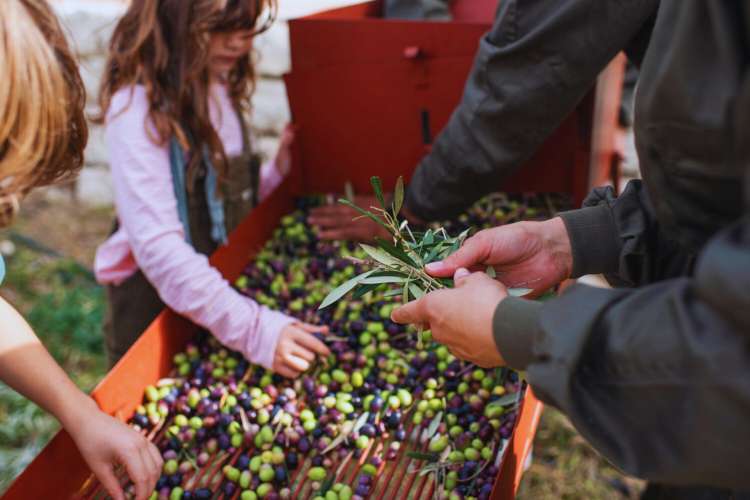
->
xmin=454 ymin=267 xmax=470 ymax=280
xmin=425 ymin=262 xmax=444 ymax=272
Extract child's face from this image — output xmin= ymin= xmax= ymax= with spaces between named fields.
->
xmin=208 ymin=30 xmax=254 ymax=79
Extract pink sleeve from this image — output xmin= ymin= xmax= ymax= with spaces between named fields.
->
xmin=105 ymin=88 xmax=294 ymax=369
xmin=258 ymin=160 xmax=285 ymax=202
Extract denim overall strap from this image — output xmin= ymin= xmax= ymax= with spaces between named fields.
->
xmin=202 ymin=148 xmax=228 ymax=245
xmin=169 ymin=137 xmax=228 ymax=246
xmin=169 ymin=137 xmax=193 ymax=245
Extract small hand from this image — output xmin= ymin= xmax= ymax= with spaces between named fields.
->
xmin=426 ymin=217 xmax=572 ymax=294
xmin=67 ymin=399 xmax=162 ymax=500
xmin=273 ymin=323 xmax=331 ymax=378
xmin=273 ymin=124 xmax=296 ymax=178
xmin=391 ymin=269 xmax=507 ymax=368
xmin=308 ymin=195 xmax=391 ymax=241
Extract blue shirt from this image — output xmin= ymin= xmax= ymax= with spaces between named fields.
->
xmin=0 ymin=254 xmax=4 ymax=285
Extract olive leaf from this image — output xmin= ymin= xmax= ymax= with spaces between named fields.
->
xmin=318 ymin=270 xmax=376 ymax=309
xmin=320 ymin=176 xmax=539 ymax=319
xmin=393 ymin=176 xmax=405 ymax=217
xmin=370 ymin=176 xmax=386 ymax=208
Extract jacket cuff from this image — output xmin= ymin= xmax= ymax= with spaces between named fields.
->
xmin=559 ymin=205 xmax=621 ymax=278
xmin=492 ymin=297 xmax=543 ymax=371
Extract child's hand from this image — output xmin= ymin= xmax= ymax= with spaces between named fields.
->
xmin=273 ymin=322 xmax=331 ymax=378
xmin=66 ymin=399 xmax=162 ymax=500
xmin=273 ymin=124 xmax=296 ymax=177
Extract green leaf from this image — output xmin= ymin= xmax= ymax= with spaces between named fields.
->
xmin=426 ymin=411 xmax=443 ymax=439
xmin=402 ymin=277 xmax=410 ymax=305
xmin=344 ymin=181 xmax=355 ymax=202
xmin=486 ymin=266 xmax=496 ymax=278
xmin=360 ymin=244 xmax=403 ymax=268
xmin=352 ymin=283 xmax=380 ymax=300
xmin=508 ymin=287 xmax=532 ymax=297
xmin=408 ymin=283 xmax=425 ymax=300
xmin=383 ymin=288 xmax=404 ymax=298
xmin=338 ymin=198 xmax=391 ymax=232
xmin=353 ymin=412 xmax=370 ymax=433
xmin=393 ymin=176 xmax=405 ymax=216
xmin=370 ymin=176 xmax=386 ymax=209
xmin=374 ymin=237 xmax=419 ymax=268
xmin=423 ymin=229 xmax=434 ymax=246
xmin=493 ymin=393 xmax=520 ymax=407
xmin=318 ymin=270 xmax=375 ymax=309
xmin=360 ymin=276 xmax=407 ymax=285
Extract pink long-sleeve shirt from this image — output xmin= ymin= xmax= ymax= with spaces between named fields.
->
xmin=94 ymin=84 xmax=291 ymax=369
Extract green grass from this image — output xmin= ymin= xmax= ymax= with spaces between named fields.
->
xmin=0 ymin=245 xmax=107 ymax=493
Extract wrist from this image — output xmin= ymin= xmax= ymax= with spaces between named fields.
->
xmin=55 ymin=389 xmax=99 ymax=431
xmin=541 ymin=217 xmax=573 ymax=280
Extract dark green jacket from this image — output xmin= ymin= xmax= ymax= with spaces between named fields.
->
xmin=406 ymin=0 xmax=750 ymax=491
xmin=384 ymin=0 xmax=452 ymax=20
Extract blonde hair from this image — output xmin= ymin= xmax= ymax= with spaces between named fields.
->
xmin=0 ymin=0 xmax=87 ymax=226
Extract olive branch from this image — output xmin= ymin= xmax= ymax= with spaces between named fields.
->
xmin=318 ymin=177 xmax=531 ymax=320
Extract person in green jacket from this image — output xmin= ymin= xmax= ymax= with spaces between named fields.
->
xmin=384 ymin=0 xmax=452 ymax=20
xmin=314 ymin=0 xmax=750 ymax=497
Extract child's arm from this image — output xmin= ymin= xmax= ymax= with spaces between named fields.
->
xmin=102 ymin=88 xmax=329 ymax=376
xmin=258 ymin=124 xmax=294 ymax=202
xmin=0 ymin=297 xmax=162 ymax=500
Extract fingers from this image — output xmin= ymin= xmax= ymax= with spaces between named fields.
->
xmin=92 ymin=463 xmax=125 ymax=500
xmin=285 ymin=353 xmax=311 ymax=372
xmin=139 ymin=441 xmax=161 ymax=495
xmin=146 ymin=441 xmax=163 ymax=484
xmin=390 ymin=297 xmax=429 ymax=326
xmin=426 ymin=231 xmax=492 ymax=277
xmin=296 ymin=323 xmax=328 ymax=334
xmin=453 ymin=267 xmax=471 ymax=284
xmin=292 ymin=347 xmax=316 ymax=363
xmin=318 ymin=229 xmax=351 ymax=241
xmin=275 ymin=363 xmax=300 ymax=379
xmin=119 ymin=445 xmax=151 ymax=500
xmin=292 ymin=328 xmax=331 ymax=357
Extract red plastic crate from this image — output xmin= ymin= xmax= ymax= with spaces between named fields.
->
xmin=4 ymin=2 xmax=624 ymax=498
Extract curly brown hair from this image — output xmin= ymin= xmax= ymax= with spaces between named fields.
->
xmin=0 ymin=0 xmax=87 ymax=197
xmin=97 ymin=0 xmax=277 ymax=190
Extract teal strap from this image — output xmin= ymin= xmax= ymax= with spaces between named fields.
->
xmin=0 ymin=254 xmax=5 ymax=286
xmin=169 ymin=137 xmax=228 ymax=246
xmin=169 ymin=138 xmax=193 ymax=245
xmin=202 ymin=149 xmax=228 ymax=245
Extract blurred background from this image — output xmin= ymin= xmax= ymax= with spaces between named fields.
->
xmin=0 ymin=1 xmax=642 ymax=497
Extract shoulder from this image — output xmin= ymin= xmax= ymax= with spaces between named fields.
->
xmin=106 ymin=85 xmax=149 ymax=125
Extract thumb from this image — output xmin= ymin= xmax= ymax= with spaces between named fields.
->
xmin=391 ymin=298 xmax=428 ymax=326
xmin=426 ymin=233 xmax=489 ymax=277
xmin=91 ymin=463 xmax=125 ymax=500
xmin=453 ymin=267 xmax=471 ymax=285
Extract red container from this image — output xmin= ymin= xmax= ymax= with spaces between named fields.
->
xmin=4 ymin=2 xmax=624 ymax=498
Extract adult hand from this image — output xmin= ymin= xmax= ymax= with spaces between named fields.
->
xmin=66 ymin=398 xmax=162 ymax=500
xmin=308 ymin=195 xmax=392 ymax=241
xmin=273 ymin=323 xmax=331 ymax=378
xmin=391 ymin=269 xmax=507 ymax=368
xmin=426 ymin=217 xmax=573 ymax=294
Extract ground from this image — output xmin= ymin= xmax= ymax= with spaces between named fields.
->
xmin=0 ymin=189 xmax=644 ymax=498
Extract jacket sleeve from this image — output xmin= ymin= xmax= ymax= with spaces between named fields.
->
xmin=493 ymin=78 xmax=750 ymax=490
xmin=405 ymin=0 xmax=659 ymax=221
xmin=559 ymin=181 xmax=697 ymax=287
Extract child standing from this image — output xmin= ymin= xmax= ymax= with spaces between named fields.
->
xmin=94 ymin=0 xmax=329 ymax=377
xmin=0 ymin=1 xmax=161 ymax=498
